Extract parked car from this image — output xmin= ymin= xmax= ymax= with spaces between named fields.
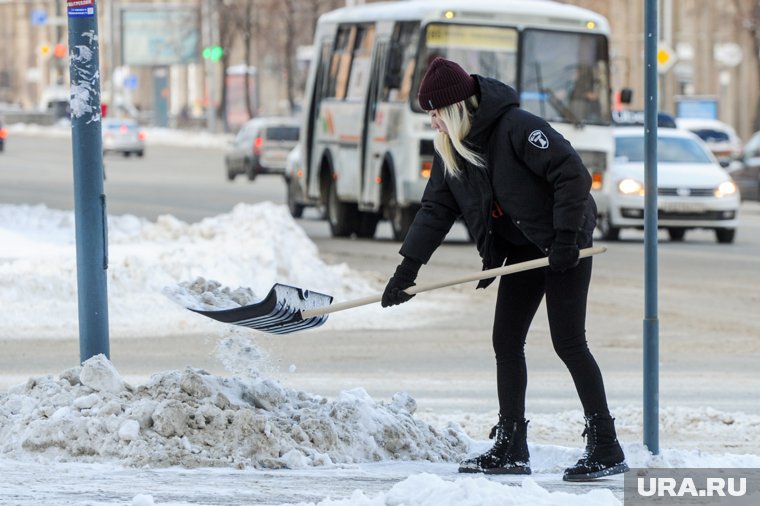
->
xmin=675 ymin=117 xmax=742 ymax=167
xmin=0 ymin=119 xmax=8 ymax=153
xmin=225 ymin=117 xmax=299 ymax=181
xmin=597 ymin=127 xmax=740 ymax=243
xmin=727 ymin=129 xmax=760 ymax=201
xmin=102 ymin=118 xmax=145 ymax=157
xmin=0 ymin=118 xmax=7 ymax=152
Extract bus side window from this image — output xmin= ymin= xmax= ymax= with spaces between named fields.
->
xmin=327 ymin=25 xmax=357 ymax=100
xmin=346 ymin=24 xmax=376 ymax=100
xmin=384 ymin=21 xmax=420 ymax=102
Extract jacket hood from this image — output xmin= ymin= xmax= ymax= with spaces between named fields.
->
xmin=467 ymin=76 xmax=520 ymax=141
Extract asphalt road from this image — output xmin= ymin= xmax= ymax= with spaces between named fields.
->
xmin=2 ymin=131 xmax=760 ymax=453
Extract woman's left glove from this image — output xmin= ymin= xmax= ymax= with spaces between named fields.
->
xmin=382 ymin=257 xmax=421 ymax=307
xmin=548 ymin=230 xmax=580 ymax=272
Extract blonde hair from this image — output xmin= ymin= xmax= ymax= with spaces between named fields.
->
xmin=433 ymin=95 xmax=485 ymax=178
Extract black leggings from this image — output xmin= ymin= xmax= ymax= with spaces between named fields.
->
xmin=492 ymin=243 xmax=610 ymax=421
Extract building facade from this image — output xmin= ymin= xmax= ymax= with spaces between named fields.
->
xmin=1 ymin=0 xmax=758 ymax=139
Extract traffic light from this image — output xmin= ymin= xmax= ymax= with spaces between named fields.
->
xmin=202 ymin=46 xmax=223 ymax=61
xmin=39 ymin=44 xmax=51 ymax=57
xmin=53 ymin=43 xmax=66 ymax=59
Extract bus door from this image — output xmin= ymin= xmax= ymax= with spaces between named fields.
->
xmin=360 ymin=40 xmax=389 ymax=209
xmin=305 ymin=40 xmax=332 ymax=197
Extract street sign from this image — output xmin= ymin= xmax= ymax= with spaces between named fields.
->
xmin=31 ymin=9 xmax=48 ymax=26
xmin=657 ymin=42 xmax=677 ymax=74
xmin=123 ymin=74 xmax=138 ymax=90
xmin=714 ymin=43 xmax=743 ymax=67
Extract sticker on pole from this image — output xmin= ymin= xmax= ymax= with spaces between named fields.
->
xmin=67 ymin=0 xmax=95 ymax=18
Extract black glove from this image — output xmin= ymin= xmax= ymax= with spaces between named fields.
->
xmin=382 ymin=257 xmax=421 ymax=307
xmin=548 ymin=230 xmax=580 ymax=272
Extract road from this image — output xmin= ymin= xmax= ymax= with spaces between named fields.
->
xmin=2 ymin=130 xmax=760 ymax=453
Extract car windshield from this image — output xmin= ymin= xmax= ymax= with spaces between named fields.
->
xmin=266 ymin=126 xmax=299 ymax=141
xmin=689 ymin=129 xmax=730 ymax=143
xmin=615 ymin=135 xmax=714 ymax=163
xmin=105 ymin=121 xmax=138 ymax=132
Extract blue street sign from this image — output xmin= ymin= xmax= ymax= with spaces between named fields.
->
xmin=123 ymin=74 xmax=138 ymax=90
xmin=31 ymin=9 xmax=48 ymax=26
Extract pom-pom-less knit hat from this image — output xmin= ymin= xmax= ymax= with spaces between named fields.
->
xmin=418 ymin=57 xmax=477 ymax=111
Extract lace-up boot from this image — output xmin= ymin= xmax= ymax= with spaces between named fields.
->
xmin=563 ymin=414 xmax=629 ymax=481
xmin=458 ymin=416 xmax=531 ymax=474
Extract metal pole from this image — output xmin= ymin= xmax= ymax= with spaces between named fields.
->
xmin=66 ymin=0 xmax=110 ymax=362
xmin=643 ymin=0 xmax=660 ymax=455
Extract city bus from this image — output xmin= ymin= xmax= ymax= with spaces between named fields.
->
xmin=289 ymin=0 xmax=613 ymax=240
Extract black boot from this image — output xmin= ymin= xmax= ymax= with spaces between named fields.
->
xmin=563 ymin=414 xmax=629 ymax=481
xmin=458 ymin=416 xmax=531 ymax=474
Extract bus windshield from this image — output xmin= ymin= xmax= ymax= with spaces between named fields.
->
xmin=413 ymin=24 xmax=610 ymax=127
xmin=412 ymin=23 xmax=518 ymax=112
xmin=520 ymin=30 xmax=611 ymax=126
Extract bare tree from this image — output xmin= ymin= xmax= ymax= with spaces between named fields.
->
xmin=732 ymin=0 xmax=760 ymax=131
xmin=216 ymin=0 xmax=240 ymax=131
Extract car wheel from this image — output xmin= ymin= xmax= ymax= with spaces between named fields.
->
xmin=327 ymin=178 xmax=359 ymax=237
xmin=246 ymin=161 xmax=257 ymax=181
xmin=598 ymin=214 xmax=620 ymax=241
xmin=668 ymin=228 xmax=686 ymax=241
xmin=137 ymin=150 xmax=144 ymax=158
xmin=715 ymin=228 xmax=736 ymax=244
xmin=286 ymin=177 xmax=305 ymax=218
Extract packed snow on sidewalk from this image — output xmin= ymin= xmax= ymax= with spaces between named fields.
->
xmin=2 ymin=202 xmax=760 ymax=505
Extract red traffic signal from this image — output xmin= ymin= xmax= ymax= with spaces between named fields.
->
xmin=53 ymin=43 xmax=66 ymax=58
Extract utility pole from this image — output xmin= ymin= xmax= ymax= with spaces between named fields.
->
xmin=66 ymin=0 xmax=110 ymax=362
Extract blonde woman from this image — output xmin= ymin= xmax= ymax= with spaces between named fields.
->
xmin=381 ymin=58 xmax=627 ymax=481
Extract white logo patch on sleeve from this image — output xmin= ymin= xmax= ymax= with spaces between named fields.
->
xmin=528 ymin=130 xmax=549 ymax=149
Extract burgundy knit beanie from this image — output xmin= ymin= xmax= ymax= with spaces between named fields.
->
xmin=418 ymin=57 xmax=477 ymax=111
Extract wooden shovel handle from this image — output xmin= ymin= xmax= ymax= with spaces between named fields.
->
xmin=300 ymin=246 xmax=606 ymax=319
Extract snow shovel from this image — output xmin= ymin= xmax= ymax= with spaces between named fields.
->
xmin=189 ymin=246 xmax=606 ymax=335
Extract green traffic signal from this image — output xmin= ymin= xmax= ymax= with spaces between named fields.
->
xmin=203 ymin=46 xmax=223 ymax=61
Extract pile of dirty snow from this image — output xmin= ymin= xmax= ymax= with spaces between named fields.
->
xmin=0 ymin=355 xmax=469 ymax=468
xmin=0 ymin=202 xmax=457 ymax=339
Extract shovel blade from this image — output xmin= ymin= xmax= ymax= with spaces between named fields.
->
xmin=189 ymin=283 xmax=333 ymax=335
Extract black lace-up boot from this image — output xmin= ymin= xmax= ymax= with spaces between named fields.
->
xmin=563 ymin=414 xmax=629 ymax=481
xmin=458 ymin=416 xmax=531 ymax=474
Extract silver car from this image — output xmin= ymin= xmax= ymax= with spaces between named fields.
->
xmin=225 ymin=117 xmax=299 ymax=181
xmin=102 ymin=118 xmax=145 ymax=157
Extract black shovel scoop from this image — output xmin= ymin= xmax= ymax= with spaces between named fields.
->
xmin=189 ymin=246 xmax=606 ymax=335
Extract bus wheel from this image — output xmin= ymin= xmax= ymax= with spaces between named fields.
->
xmin=387 ymin=188 xmax=416 ymax=241
xmin=286 ymin=177 xmax=305 ymax=218
xmin=356 ymin=212 xmax=380 ymax=239
xmin=327 ymin=179 xmax=359 ymax=237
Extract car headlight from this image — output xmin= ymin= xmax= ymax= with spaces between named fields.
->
xmin=617 ymin=178 xmax=645 ymax=196
xmin=714 ymin=181 xmax=737 ymax=198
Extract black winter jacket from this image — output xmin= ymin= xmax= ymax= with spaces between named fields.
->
xmin=400 ymin=76 xmax=597 ymax=284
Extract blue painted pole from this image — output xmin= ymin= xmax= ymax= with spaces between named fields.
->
xmin=643 ymin=0 xmax=660 ymax=454
xmin=66 ymin=0 xmax=110 ymax=362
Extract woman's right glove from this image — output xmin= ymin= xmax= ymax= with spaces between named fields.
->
xmin=381 ymin=257 xmax=421 ymax=307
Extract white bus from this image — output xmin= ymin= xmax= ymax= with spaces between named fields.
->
xmin=288 ymin=0 xmax=613 ymax=240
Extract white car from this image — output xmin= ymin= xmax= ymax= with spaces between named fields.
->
xmin=675 ymin=117 xmax=742 ymax=167
xmin=598 ymin=127 xmax=740 ymax=243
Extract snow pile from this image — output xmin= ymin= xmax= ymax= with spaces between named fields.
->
xmin=0 ymin=202 xmax=451 ymax=339
xmin=295 ymin=473 xmax=620 ymax=506
xmin=0 ymin=355 xmax=469 ymax=468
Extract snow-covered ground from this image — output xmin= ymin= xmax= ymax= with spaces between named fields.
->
xmin=2 ymin=125 xmax=759 ymax=505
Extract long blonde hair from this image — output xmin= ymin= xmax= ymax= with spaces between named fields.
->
xmin=433 ymin=95 xmax=485 ymax=178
